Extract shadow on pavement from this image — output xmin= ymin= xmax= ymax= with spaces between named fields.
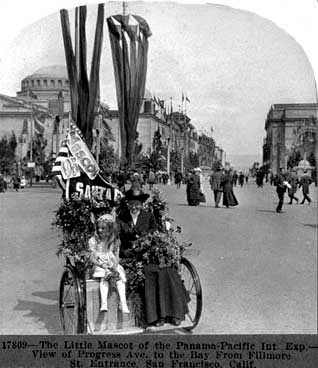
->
xmin=14 ymin=290 xmax=61 ymax=334
xmin=256 ymin=209 xmax=277 ymax=214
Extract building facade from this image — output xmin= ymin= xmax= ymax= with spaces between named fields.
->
xmin=263 ymin=103 xmax=317 ymax=174
xmin=0 ymin=66 xmax=225 ymax=175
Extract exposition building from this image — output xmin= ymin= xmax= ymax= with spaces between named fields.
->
xmin=262 ymin=103 xmax=317 ymax=174
xmin=0 ymin=65 xmax=224 ymax=175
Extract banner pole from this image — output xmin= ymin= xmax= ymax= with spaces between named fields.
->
xmin=65 ymin=112 xmax=71 ymax=200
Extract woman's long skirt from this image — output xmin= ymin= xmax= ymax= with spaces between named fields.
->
xmin=144 ymin=264 xmax=189 ymax=324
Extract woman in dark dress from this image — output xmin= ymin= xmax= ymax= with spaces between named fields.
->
xmin=117 ymin=188 xmax=188 ymax=327
xmin=186 ymin=169 xmax=201 ymax=206
xmin=221 ymin=169 xmax=238 ymax=208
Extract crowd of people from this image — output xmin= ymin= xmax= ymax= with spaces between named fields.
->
xmin=185 ymin=166 xmax=239 ymax=209
xmin=273 ymin=167 xmax=313 ymax=213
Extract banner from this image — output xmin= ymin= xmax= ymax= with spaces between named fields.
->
xmin=60 ymin=156 xmax=81 ymax=180
xmin=66 ymin=129 xmax=99 ymax=180
xmin=67 ymin=173 xmax=123 ymax=203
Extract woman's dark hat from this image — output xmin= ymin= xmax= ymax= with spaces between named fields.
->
xmin=125 ymin=189 xmax=149 ymax=203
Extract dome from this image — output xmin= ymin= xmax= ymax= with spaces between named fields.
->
xmin=25 ymin=65 xmax=68 ymax=79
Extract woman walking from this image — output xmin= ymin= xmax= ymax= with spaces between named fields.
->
xmin=186 ymin=169 xmax=201 ymax=206
xmin=221 ymin=168 xmax=238 ymax=208
xmin=287 ymin=169 xmax=299 ymax=204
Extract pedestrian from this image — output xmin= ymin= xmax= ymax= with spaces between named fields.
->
xmin=238 ymin=171 xmax=245 ymax=187
xmin=148 ymin=170 xmax=156 ymax=190
xmin=174 ymin=171 xmax=183 ymax=189
xmin=287 ymin=169 xmax=299 ymax=204
xmin=299 ymin=171 xmax=312 ymax=204
xmin=245 ymin=174 xmax=249 ymax=184
xmin=256 ymin=168 xmax=264 ymax=188
xmin=186 ymin=169 xmax=201 ymax=206
xmin=162 ymin=172 xmax=169 ymax=185
xmin=232 ymin=171 xmax=238 ymax=186
xmin=221 ymin=168 xmax=238 ymax=208
xmin=209 ymin=166 xmax=223 ymax=208
xmin=274 ymin=168 xmax=288 ymax=213
xmin=12 ymin=176 xmax=20 ymax=192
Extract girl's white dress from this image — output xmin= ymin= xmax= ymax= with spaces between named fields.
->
xmin=88 ymin=236 xmax=126 ymax=282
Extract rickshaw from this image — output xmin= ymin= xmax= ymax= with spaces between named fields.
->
xmin=59 ymin=251 xmax=202 ymax=334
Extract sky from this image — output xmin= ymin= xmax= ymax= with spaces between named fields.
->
xmin=0 ymin=0 xmax=317 ymax=160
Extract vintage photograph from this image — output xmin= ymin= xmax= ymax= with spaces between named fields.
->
xmin=0 ymin=0 xmax=316 ymax=336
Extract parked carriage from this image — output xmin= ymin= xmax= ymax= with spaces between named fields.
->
xmin=59 ymin=252 xmax=202 ymax=334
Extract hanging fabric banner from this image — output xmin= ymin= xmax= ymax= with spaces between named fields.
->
xmin=67 ymin=172 xmax=123 ymax=202
xmin=107 ymin=14 xmax=151 ymax=166
xmin=66 ymin=129 xmax=99 ymax=180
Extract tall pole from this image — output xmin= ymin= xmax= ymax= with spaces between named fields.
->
xmin=65 ymin=112 xmax=71 ymax=201
xmin=75 ymin=7 xmax=79 ymax=77
xmin=29 ymin=117 xmax=33 ymax=187
xmin=167 ymin=137 xmax=171 ymax=184
xmin=96 ymin=114 xmax=101 ymax=165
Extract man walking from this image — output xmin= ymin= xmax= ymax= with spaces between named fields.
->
xmin=299 ymin=170 xmax=312 ymax=204
xmin=275 ymin=168 xmax=287 ymax=213
xmin=209 ymin=166 xmax=223 ymax=208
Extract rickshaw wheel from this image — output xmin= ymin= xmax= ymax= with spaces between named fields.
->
xmin=179 ymin=257 xmax=202 ymax=331
xmin=59 ymin=267 xmax=84 ymax=334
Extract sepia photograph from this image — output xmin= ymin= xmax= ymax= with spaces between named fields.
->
xmin=0 ymin=0 xmax=317 ymax=340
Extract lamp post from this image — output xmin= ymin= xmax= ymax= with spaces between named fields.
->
xmin=166 ymin=137 xmax=171 ymax=184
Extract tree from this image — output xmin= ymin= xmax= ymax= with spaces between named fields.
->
xmin=0 ymin=132 xmax=17 ymax=175
xmin=98 ymin=121 xmax=119 ymax=175
xmin=170 ymin=150 xmax=181 ymax=173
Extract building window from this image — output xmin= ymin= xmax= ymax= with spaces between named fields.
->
xmin=51 ymin=80 xmax=55 ymax=87
xmin=43 ymin=79 xmax=48 ymax=87
xmin=31 ymin=80 xmax=34 ymax=87
xmin=37 ymin=80 xmax=41 ymax=87
xmin=65 ymin=80 xmax=69 ymax=85
xmin=58 ymin=80 xmax=62 ymax=87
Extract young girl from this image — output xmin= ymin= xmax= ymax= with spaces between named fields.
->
xmin=88 ymin=213 xmax=130 ymax=313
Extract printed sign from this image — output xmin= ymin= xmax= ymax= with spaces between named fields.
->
xmin=66 ymin=130 xmax=99 ymax=180
xmin=67 ymin=173 xmax=124 ymax=203
xmin=27 ymin=162 xmax=35 ymax=168
xmin=60 ymin=157 xmax=81 ymax=180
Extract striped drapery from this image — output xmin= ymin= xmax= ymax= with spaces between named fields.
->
xmin=107 ymin=14 xmax=151 ymax=167
xmin=60 ymin=4 xmax=104 ymax=148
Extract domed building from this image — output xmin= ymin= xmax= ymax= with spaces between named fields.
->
xmin=0 ymin=65 xmax=73 ymax=177
xmin=16 ymin=65 xmax=71 ymax=114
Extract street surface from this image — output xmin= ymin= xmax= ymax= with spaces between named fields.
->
xmin=0 ymin=181 xmax=316 ymax=334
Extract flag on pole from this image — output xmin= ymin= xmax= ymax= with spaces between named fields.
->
xmin=51 ymin=140 xmax=69 ymax=192
xmin=182 ymin=92 xmax=184 ymax=102
xmin=186 ymin=96 xmax=190 ymax=103
xmin=33 ymin=117 xmax=45 ymax=135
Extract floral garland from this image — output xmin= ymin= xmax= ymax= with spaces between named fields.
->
xmin=53 ymin=187 xmax=191 ymax=297
xmin=120 ymin=188 xmax=191 ymax=295
xmin=53 ymin=193 xmax=112 ymax=266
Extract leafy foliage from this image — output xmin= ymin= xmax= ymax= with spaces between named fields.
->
xmin=54 ymin=197 xmax=96 ymax=260
xmin=0 ymin=132 xmax=17 ymax=174
xmin=120 ymin=189 xmax=191 ymax=295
